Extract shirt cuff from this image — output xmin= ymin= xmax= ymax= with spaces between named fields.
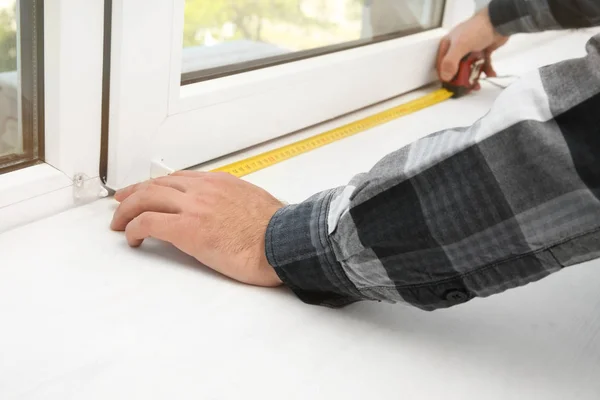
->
xmin=488 ymin=0 xmax=519 ymax=36
xmin=488 ymin=0 xmax=560 ymax=36
xmin=265 ymin=189 xmax=361 ymax=308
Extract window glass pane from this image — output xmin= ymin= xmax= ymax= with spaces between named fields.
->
xmin=182 ymin=0 xmax=445 ymax=84
xmin=0 ymin=0 xmax=44 ymax=174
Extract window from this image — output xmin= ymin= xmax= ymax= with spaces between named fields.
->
xmin=105 ymin=0 xmax=474 ymax=190
xmin=0 ymin=0 xmax=107 ymax=233
xmin=0 ymin=0 xmax=44 ymax=174
xmin=181 ymin=0 xmax=445 ymax=84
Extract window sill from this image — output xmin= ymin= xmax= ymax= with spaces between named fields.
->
xmin=1 ymin=56 xmax=599 ymax=399
xmin=0 ymin=164 xmax=107 ymax=233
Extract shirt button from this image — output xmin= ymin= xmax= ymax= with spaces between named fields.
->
xmin=445 ymin=290 xmax=469 ymax=303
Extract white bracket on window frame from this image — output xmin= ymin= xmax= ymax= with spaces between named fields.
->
xmin=150 ymin=159 xmax=175 ymax=179
xmin=72 ymin=173 xmax=110 ymax=203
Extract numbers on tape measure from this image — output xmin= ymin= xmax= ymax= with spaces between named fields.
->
xmin=213 ymin=89 xmax=453 ymax=178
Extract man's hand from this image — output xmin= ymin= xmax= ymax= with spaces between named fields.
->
xmin=437 ymin=7 xmax=509 ymax=87
xmin=111 ymin=171 xmax=284 ymax=287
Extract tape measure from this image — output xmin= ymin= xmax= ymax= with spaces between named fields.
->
xmin=212 ymin=87 xmax=453 ymax=178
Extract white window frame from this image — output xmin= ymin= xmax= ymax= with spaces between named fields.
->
xmin=0 ymin=0 xmax=105 ymax=233
xmin=105 ymin=0 xmax=475 ymax=190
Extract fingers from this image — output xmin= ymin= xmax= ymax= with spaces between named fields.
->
xmin=436 ymin=37 xmax=451 ymax=80
xmin=483 ymin=37 xmax=508 ymax=78
xmin=483 ymin=49 xmax=497 ymax=78
xmin=439 ymin=38 xmax=469 ymax=82
xmin=483 ymin=63 xmax=497 ymax=78
xmin=170 ymin=170 xmax=208 ymax=178
xmin=115 ymin=175 xmax=200 ymax=202
xmin=125 ymin=212 xmax=181 ymax=247
xmin=111 ymin=185 xmax=186 ymax=231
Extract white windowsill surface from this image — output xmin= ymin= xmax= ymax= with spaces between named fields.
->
xmin=0 ymin=164 xmax=106 ymax=234
xmin=0 ymin=30 xmax=599 ymax=399
xmin=0 ymin=164 xmax=72 ymax=232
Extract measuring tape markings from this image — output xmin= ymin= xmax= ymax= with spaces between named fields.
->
xmin=211 ymin=88 xmax=454 ymax=178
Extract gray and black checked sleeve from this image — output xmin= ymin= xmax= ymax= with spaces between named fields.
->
xmin=265 ymin=32 xmax=600 ymax=310
xmin=488 ymin=0 xmax=600 ymax=36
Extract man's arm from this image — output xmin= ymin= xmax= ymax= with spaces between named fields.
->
xmin=489 ymin=0 xmax=600 ymax=35
xmin=266 ymin=34 xmax=600 ymax=310
xmin=111 ymin=1 xmax=600 ymax=310
xmin=438 ymin=0 xmax=600 ymax=83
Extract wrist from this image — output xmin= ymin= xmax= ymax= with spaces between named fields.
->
xmin=259 ymin=254 xmax=283 ymax=287
xmin=258 ymin=204 xmax=285 ymax=287
xmin=478 ymin=7 xmax=508 ymax=41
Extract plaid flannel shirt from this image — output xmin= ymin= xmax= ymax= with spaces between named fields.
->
xmin=265 ymin=0 xmax=600 ymax=310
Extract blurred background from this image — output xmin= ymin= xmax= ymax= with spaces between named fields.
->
xmin=0 ymin=0 xmax=18 ymax=158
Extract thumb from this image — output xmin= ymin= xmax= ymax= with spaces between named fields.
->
xmin=440 ymin=39 xmax=469 ymax=82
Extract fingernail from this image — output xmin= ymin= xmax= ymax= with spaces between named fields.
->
xmin=441 ymin=65 xmax=453 ymax=81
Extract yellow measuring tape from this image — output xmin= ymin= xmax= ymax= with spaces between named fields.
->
xmin=212 ymin=88 xmax=453 ymax=178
